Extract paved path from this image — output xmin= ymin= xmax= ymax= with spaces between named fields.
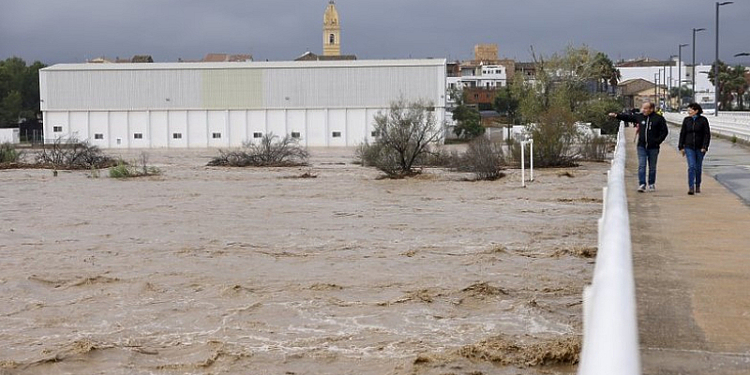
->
xmin=626 ymin=127 xmax=750 ymax=374
xmin=664 ymin=118 xmax=750 ymax=206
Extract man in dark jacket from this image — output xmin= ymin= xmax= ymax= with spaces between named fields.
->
xmin=609 ymin=102 xmax=669 ymax=192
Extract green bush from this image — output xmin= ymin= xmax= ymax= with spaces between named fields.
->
xmin=108 ymin=162 xmax=132 ymax=178
xmin=528 ymin=107 xmax=580 ymax=168
xmin=0 ymin=142 xmax=21 ymax=163
xmin=108 ymin=152 xmax=161 ymax=178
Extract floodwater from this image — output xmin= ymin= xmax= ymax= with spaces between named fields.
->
xmin=0 ymin=148 xmax=607 ymax=375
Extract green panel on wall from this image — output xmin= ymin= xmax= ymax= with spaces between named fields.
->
xmin=202 ymin=69 xmax=264 ymax=109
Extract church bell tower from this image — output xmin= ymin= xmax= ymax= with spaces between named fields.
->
xmin=323 ymin=1 xmax=341 ymax=56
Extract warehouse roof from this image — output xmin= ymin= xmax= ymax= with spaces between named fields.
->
xmin=42 ymin=59 xmax=447 ymax=72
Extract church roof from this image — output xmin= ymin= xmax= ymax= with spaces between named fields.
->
xmin=294 ymin=51 xmax=356 ymax=61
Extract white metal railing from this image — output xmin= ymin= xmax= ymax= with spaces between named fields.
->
xmin=578 ymin=123 xmax=641 ymax=375
xmin=664 ymin=112 xmax=750 ymax=142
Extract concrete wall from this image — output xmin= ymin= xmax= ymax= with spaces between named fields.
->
xmin=0 ymin=128 xmax=20 ymax=144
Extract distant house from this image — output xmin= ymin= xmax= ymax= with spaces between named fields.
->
xmin=445 ymin=45 xmax=516 ymax=111
xmin=87 ymin=57 xmax=113 ymax=64
xmin=294 ymin=51 xmax=356 ymax=61
xmin=202 ymin=53 xmax=253 ymax=62
xmin=617 ymin=78 xmax=666 ymax=108
xmin=86 ymin=55 xmax=155 ymax=63
xmin=131 ymin=55 xmax=154 ymax=63
xmin=515 ymin=62 xmax=537 ymax=81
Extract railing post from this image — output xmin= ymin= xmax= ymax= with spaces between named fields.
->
xmin=521 ymin=140 xmax=526 ymax=188
xmin=529 ymin=138 xmax=534 ymax=182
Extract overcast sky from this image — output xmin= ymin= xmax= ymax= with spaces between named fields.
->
xmin=2 ymin=0 xmax=749 ymax=66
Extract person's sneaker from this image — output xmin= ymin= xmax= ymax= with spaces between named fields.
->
xmin=648 ymin=185 xmax=656 ymax=192
xmin=637 ymin=184 xmax=646 ymax=192
xmin=688 ymin=187 xmax=695 ymax=195
xmin=695 ymin=185 xmax=701 ymax=194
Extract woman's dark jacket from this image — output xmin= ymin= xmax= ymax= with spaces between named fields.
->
xmin=678 ymin=115 xmax=711 ymax=151
xmin=615 ymin=112 xmax=669 ymax=149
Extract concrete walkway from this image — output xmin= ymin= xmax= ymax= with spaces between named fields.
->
xmin=626 ymin=127 xmax=750 ymax=374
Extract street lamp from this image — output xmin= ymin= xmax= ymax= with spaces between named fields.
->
xmin=678 ymin=43 xmax=689 ymax=109
xmin=692 ymin=27 xmax=706 ymax=102
xmin=715 ymin=1 xmax=733 ymax=117
xmin=669 ymin=55 xmax=677 ymax=110
xmin=654 ymin=70 xmax=665 ymax=108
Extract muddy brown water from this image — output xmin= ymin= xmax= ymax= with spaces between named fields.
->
xmin=0 ymin=149 xmax=607 ymax=374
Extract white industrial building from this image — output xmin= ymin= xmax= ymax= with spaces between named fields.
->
xmin=39 ymin=59 xmax=447 ymax=148
xmin=0 ymin=128 xmax=20 ymax=144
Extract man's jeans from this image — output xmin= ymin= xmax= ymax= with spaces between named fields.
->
xmin=637 ymin=146 xmax=660 ymax=186
xmin=684 ymin=148 xmax=705 ymax=188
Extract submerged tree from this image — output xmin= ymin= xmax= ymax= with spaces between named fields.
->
xmin=357 ymin=99 xmax=442 ymax=178
xmin=508 ymin=45 xmax=625 ymax=166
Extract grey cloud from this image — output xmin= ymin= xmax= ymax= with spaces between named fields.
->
xmin=1 ymin=0 xmax=748 ymax=65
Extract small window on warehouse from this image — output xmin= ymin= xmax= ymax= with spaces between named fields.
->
xmin=94 ymin=133 xmax=104 ymax=140
xmin=253 ymin=132 xmax=263 ymax=138
xmin=291 ymin=132 xmax=300 ymax=139
xmin=134 ymin=133 xmax=143 ymax=139
xmin=332 ymin=132 xmax=341 ymax=138
xmin=53 ymin=126 xmax=62 ymax=132
xmin=173 ymin=133 xmax=182 ymax=139
xmin=212 ymin=132 xmax=221 ymax=139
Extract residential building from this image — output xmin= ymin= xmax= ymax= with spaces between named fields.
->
xmin=618 ymin=78 xmax=664 ymax=108
xmin=446 ymin=44 xmax=512 ymax=109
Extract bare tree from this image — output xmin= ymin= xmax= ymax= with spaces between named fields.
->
xmin=208 ymin=133 xmax=309 ymax=167
xmin=36 ymin=137 xmax=116 ymax=169
xmin=461 ymin=136 xmax=506 ymax=180
xmin=358 ymin=99 xmax=442 ymax=178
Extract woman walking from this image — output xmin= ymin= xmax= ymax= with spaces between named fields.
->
xmin=678 ymin=103 xmax=711 ymax=195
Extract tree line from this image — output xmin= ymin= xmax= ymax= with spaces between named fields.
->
xmin=0 ymin=57 xmax=46 ymax=127
xmin=452 ymin=45 xmax=623 ymax=141
xmin=708 ymin=61 xmax=750 ymax=111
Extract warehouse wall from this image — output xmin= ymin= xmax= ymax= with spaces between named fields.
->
xmin=43 ymin=107 xmax=441 ymax=148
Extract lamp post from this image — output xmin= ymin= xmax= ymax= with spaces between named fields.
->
xmin=715 ymin=1 xmax=733 ymax=116
xmin=692 ymin=27 xmax=706 ymax=102
xmin=678 ymin=43 xmax=689 ymax=109
xmin=656 ymin=70 xmax=664 ymax=107
xmin=669 ymin=55 xmax=677 ymax=110
xmin=654 ymin=73 xmax=659 ymax=105
xmin=661 ymin=58 xmax=671 ymax=109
